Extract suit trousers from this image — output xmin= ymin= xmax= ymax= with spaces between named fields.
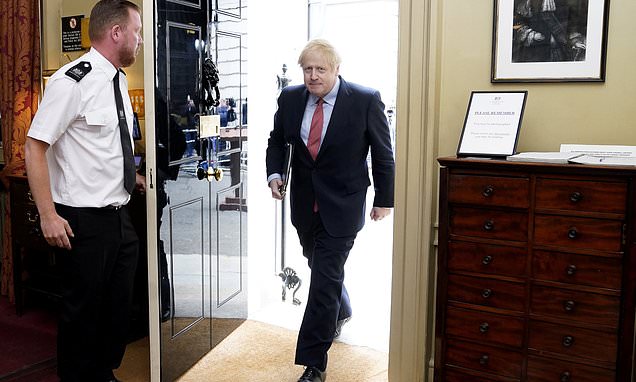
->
xmin=54 ymin=204 xmax=139 ymax=382
xmin=295 ymin=211 xmax=356 ymax=370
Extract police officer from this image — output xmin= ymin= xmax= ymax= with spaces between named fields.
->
xmin=24 ymin=1 xmax=144 ymax=381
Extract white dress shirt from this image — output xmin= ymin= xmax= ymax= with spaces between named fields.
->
xmin=268 ymin=78 xmax=341 ymax=184
xmin=300 ymin=78 xmax=340 ymax=146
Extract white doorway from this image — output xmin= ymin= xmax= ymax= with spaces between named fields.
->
xmin=247 ymin=0 xmax=398 ymax=354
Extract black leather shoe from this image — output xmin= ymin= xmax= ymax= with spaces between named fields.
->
xmin=334 ymin=316 xmax=351 ymax=338
xmin=298 ymin=366 xmax=326 ymax=382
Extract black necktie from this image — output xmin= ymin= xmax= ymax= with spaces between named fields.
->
xmin=113 ymin=71 xmax=136 ymax=194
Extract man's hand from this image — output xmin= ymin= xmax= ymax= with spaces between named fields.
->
xmin=135 ymin=173 xmax=146 ymax=194
xmin=269 ymin=178 xmax=283 ymax=200
xmin=40 ymin=212 xmax=74 ymax=250
xmin=370 ymin=207 xmax=391 ymax=221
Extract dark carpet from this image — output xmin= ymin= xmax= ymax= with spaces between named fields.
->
xmin=0 ymin=296 xmax=57 ymax=381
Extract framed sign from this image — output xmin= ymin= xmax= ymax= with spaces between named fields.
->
xmin=457 ymin=91 xmax=528 ymax=158
xmin=61 ymin=15 xmax=84 ymax=52
xmin=492 ymin=0 xmax=609 ymax=82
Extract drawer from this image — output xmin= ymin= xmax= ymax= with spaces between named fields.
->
xmin=10 ymin=202 xmax=48 ymax=249
xmin=449 ymin=241 xmax=527 ymax=277
xmin=535 ymin=178 xmax=627 ymax=214
xmin=450 ymin=207 xmax=528 ymax=242
xmin=10 ymin=180 xmax=36 ymax=206
xmin=534 ymin=215 xmax=623 ymax=252
xmin=446 ymin=306 xmax=525 ymax=348
xmin=527 ymin=356 xmax=615 ymax=382
xmin=532 ymin=250 xmax=621 ymax=290
xmin=444 ymin=368 xmax=508 ymax=382
xmin=528 ymin=320 xmax=617 ymax=364
xmin=531 ymin=285 xmax=620 ymax=327
xmin=448 ymin=274 xmax=526 ymax=312
xmin=445 ymin=339 xmax=523 ymax=379
xmin=449 ymin=174 xmax=529 ymax=208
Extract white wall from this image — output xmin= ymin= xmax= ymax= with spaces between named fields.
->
xmin=309 ymin=0 xmax=399 ymax=108
xmin=246 ymin=0 xmax=309 ymax=315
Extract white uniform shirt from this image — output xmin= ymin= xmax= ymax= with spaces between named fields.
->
xmin=28 ymin=48 xmax=134 ymax=207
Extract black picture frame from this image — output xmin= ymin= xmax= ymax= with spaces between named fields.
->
xmin=457 ymin=91 xmax=528 ymax=158
xmin=491 ymin=0 xmax=610 ymax=83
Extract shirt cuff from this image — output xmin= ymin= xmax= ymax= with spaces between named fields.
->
xmin=267 ymin=173 xmax=282 ymax=185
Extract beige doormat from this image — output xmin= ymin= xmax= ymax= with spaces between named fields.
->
xmin=178 ymin=320 xmax=388 ymax=382
xmin=116 ymin=320 xmax=388 ymax=381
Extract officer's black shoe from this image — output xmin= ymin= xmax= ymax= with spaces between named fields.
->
xmin=298 ymin=366 xmax=326 ymax=382
xmin=334 ymin=316 xmax=351 ymax=339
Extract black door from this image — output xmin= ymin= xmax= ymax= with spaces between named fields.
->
xmin=153 ymin=0 xmax=247 ymax=380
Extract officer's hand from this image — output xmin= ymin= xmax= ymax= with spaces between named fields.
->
xmin=40 ymin=213 xmax=74 ymax=250
xmin=370 ymin=207 xmax=391 ymax=221
xmin=269 ymin=179 xmax=283 ymax=200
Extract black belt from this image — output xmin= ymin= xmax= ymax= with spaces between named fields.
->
xmin=101 ymin=204 xmax=124 ymax=210
xmin=55 ymin=203 xmax=125 ymax=212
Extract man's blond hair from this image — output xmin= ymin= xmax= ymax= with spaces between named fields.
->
xmin=298 ymin=39 xmax=341 ymax=70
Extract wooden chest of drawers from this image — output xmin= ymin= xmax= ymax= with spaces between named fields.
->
xmin=435 ymin=157 xmax=636 ymax=382
xmin=9 ymin=174 xmax=59 ymax=315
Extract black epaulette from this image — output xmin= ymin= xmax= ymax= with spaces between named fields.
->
xmin=65 ymin=61 xmax=92 ymax=82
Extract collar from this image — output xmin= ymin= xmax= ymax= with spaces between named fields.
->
xmin=308 ymin=77 xmax=340 ymax=105
xmin=87 ymin=48 xmax=119 ymax=80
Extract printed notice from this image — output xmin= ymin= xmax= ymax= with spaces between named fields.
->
xmin=457 ymin=91 xmax=527 ymax=157
xmin=62 ymin=15 xmax=84 ymax=52
xmin=200 ymin=115 xmax=220 ymax=138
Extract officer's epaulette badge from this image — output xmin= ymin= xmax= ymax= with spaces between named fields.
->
xmin=65 ymin=61 xmax=92 ymax=82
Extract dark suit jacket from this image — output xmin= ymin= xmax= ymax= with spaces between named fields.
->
xmin=266 ymin=77 xmax=395 ymax=237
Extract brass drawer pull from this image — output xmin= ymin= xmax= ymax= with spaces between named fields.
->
xmin=569 ymin=191 xmax=583 ymax=203
xmin=479 ymin=354 xmax=489 ymax=366
xmin=481 ymin=289 xmax=493 ymax=299
xmin=562 ymin=335 xmax=575 ymax=347
xmin=25 ymin=211 xmax=39 ymax=223
xmin=560 ymin=371 xmax=571 ymax=382
xmin=483 ymin=220 xmax=495 ymax=231
xmin=482 ymin=185 xmax=494 ymax=198
xmin=566 ymin=264 xmax=577 ymax=276
xmin=563 ymin=300 xmax=576 ymax=312
xmin=479 ymin=322 xmax=489 ymax=333
xmin=567 ymin=227 xmax=578 ymax=240
xmin=26 ymin=191 xmax=34 ymax=202
xmin=481 ymin=255 xmax=493 ymax=265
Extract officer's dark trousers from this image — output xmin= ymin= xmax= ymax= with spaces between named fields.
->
xmin=295 ymin=212 xmax=356 ymax=371
xmin=54 ymin=204 xmax=139 ymax=382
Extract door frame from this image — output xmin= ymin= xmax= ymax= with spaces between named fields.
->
xmin=141 ymin=1 xmax=161 ymax=380
xmin=389 ymin=0 xmax=439 ymax=380
xmin=142 ymin=0 xmax=440 ymax=380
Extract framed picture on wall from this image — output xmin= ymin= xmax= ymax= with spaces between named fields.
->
xmin=491 ymin=0 xmax=610 ymax=82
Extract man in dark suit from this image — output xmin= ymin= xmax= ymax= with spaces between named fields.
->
xmin=266 ymin=39 xmax=395 ymax=382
